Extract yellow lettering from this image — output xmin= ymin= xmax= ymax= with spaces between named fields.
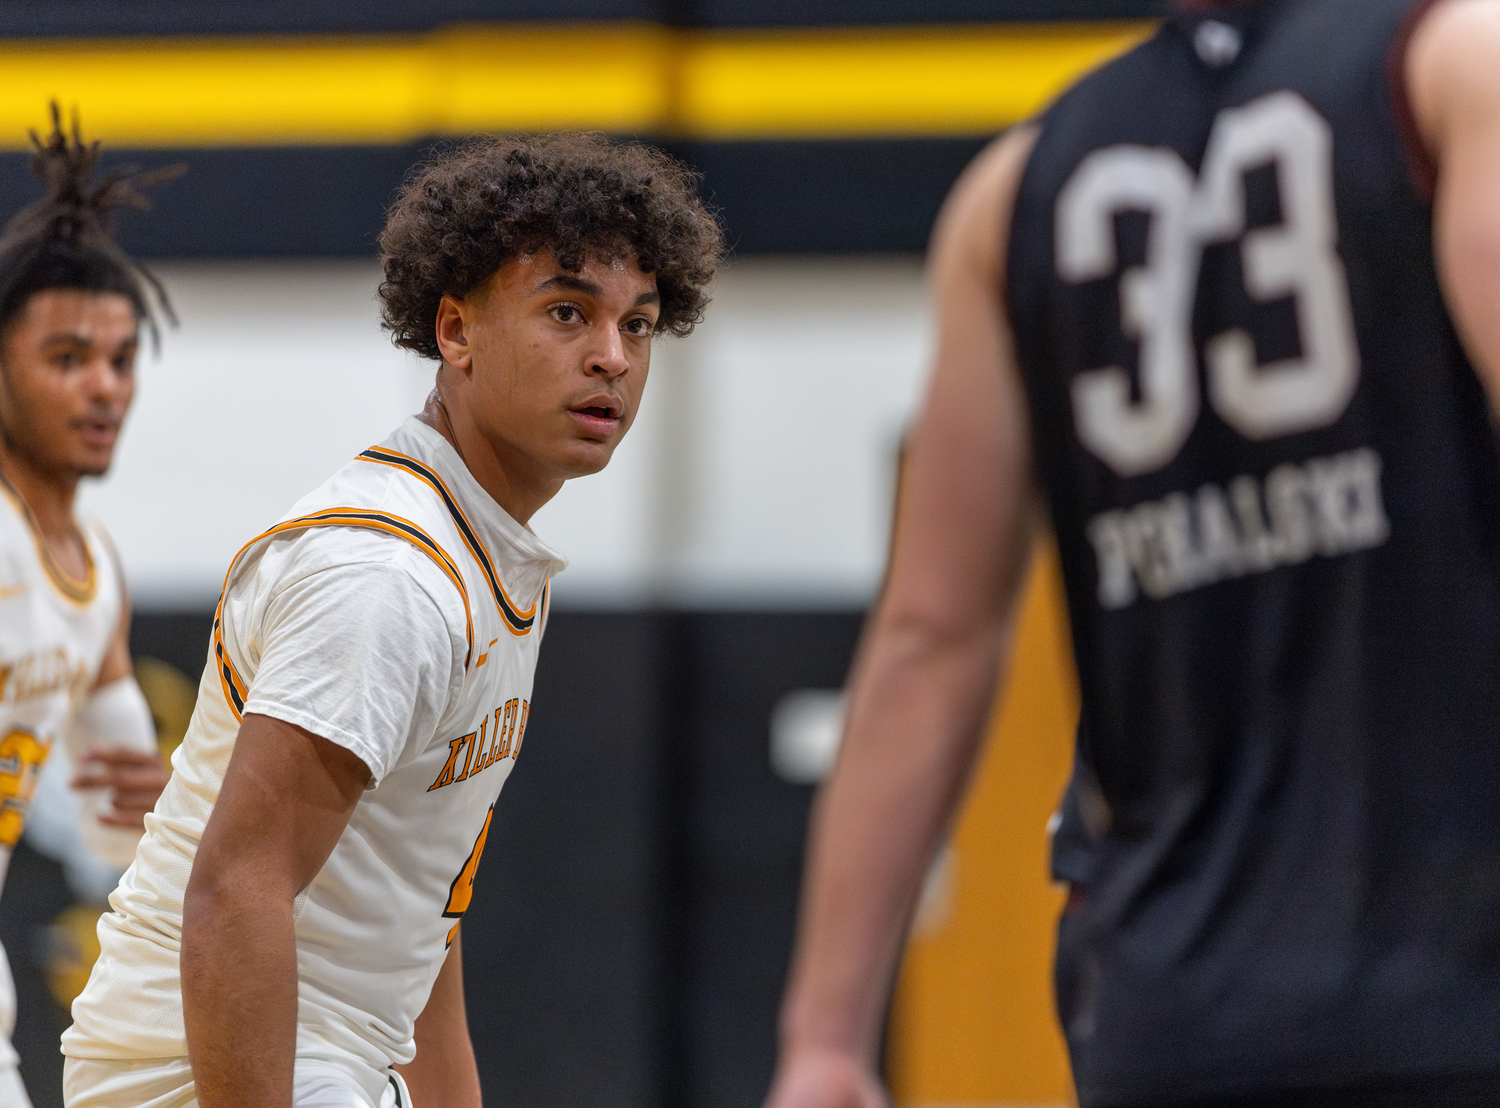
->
xmin=428 ymin=735 xmax=467 ymax=792
xmin=512 ymin=700 xmax=530 ymax=761
xmin=471 ymin=716 xmax=492 ymax=776
xmin=453 ymin=729 xmax=479 ymax=783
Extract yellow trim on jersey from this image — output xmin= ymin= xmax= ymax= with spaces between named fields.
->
xmin=211 ymin=507 xmax=476 ymax=722
xmin=0 ymin=474 xmax=98 ymax=606
xmin=0 ymin=22 xmax=1155 ymax=149
xmin=357 ymin=446 xmax=543 ymax=637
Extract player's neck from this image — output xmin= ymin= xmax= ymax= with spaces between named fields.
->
xmin=417 ymin=389 xmax=561 ymax=527
xmin=0 ymin=441 xmax=85 ymax=562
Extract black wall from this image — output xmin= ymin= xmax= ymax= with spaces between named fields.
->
xmin=0 ymin=137 xmax=992 ymax=259
xmin=0 ymin=0 xmax=1167 ymax=36
xmin=451 ymin=609 xmax=866 ymax=1108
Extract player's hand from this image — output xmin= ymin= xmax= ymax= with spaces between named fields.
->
xmin=72 ymin=746 xmax=170 ymax=828
xmin=763 ymin=1045 xmax=890 ymax=1108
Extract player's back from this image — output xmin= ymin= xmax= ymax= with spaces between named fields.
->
xmin=1008 ymin=0 xmax=1500 ymax=1102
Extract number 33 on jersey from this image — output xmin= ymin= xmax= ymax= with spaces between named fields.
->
xmin=1053 ymin=91 xmax=1389 ymax=608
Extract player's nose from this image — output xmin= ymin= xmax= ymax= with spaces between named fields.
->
xmin=588 ymin=326 xmax=630 ymax=378
xmin=83 ymin=354 xmax=131 ymax=406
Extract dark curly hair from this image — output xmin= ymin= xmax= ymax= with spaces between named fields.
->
xmin=379 ymin=133 xmax=724 ymax=360
xmin=0 ymin=103 xmax=183 ymax=344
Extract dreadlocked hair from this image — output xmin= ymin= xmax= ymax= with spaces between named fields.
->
xmin=0 ymin=103 xmax=184 ymax=345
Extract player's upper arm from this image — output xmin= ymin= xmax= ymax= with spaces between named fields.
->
xmin=1408 ymin=0 xmax=1500 ymax=403
xmin=188 ymin=712 xmax=371 ymax=906
xmin=236 ymin=541 xmax=465 ymax=786
xmin=877 ymin=124 xmax=1042 ymax=641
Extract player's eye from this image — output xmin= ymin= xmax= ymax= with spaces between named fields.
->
xmin=624 ymin=316 xmax=654 ymax=336
xmin=550 ymin=304 xmax=581 ymax=324
xmin=53 ymin=351 xmax=80 ymax=369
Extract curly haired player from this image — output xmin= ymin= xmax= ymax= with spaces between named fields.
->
xmin=0 ymin=106 xmax=177 ymax=1108
xmin=62 ymin=133 xmax=723 ymax=1108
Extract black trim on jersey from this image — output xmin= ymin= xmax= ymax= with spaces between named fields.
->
xmin=297 ymin=506 xmax=465 ymax=579
xmin=357 ymin=447 xmax=538 ymax=634
xmin=213 ymin=614 xmax=246 ymax=716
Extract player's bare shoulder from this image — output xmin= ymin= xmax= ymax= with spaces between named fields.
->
xmin=1406 ymin=0 xmax=1500 ymax=146
xmin=929 ymin=124 xmax=1042 ymax=293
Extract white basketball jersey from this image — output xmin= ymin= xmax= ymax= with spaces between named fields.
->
xmin=0 ymin=478 xmax=122 ymax=1067
xmin=0 ymin=481 xmax=122 ymax=883
xmin=63 ymin=418 xmax=566 ymax=1076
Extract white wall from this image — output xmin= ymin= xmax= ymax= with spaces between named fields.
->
xmin=78 ymin=257 xmax=933 ymax=610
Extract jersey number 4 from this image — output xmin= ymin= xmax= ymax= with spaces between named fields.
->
xmin=443 ymin=804 xmax=493 ymax=947
xmin=1056 ymin=90 xmax=1360 ymax=478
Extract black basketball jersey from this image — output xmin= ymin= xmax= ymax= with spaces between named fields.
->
xmin=1007 ymin=1 xmax=1500 ymax=1103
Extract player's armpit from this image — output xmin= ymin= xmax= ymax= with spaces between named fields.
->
xmin=394 ymin=926 xmax=483 ymax=1108
xmin=768 ymin=124 xmax=1042 ymax=1108
xmin=181 ymin=713 xmax=370 ymax=1108
xmin=1408 ymin=0 xmax=1500 ymax=403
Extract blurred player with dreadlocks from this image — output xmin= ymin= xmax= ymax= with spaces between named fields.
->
xmin=0 ymin=107 xmax=178 ymax=1107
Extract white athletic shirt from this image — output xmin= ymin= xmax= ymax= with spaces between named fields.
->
xmin=63 ymin=418 xmax=566 ymax=1077
xmin=0 ymin=479 xmax=123 ymax=1067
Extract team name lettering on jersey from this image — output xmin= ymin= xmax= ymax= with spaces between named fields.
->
xmin=0 ymin=647 xmax=93 ymax=705
xmin=427 ymin=698 xmax=530 ymax=792
xmin=1087 ymin=447 xmax=1389 ymax=609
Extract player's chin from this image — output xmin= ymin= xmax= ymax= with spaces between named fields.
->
xmin=558 ymin=438 xmax=620 ymax=477
xmin=70 ymin=448 xmax=115 ymax=478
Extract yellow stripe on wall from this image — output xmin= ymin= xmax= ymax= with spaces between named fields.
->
xmin=0 ymin=21 xmax=1153 ymax=150
xmin=677 ymin=23 xmax=1150 ymax=139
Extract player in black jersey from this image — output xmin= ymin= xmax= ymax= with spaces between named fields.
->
xmin=766 ymin=1 xmax=1500 ymax=1106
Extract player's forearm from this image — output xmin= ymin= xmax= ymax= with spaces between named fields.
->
xmin=779 ymin=612 xmax=1008 ymax=1062
xmin=181 ymin=874 xmax=300 ymax=1108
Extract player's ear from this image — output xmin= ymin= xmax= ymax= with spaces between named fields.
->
xmin=434 ymin=294 xmax=473 ymax=372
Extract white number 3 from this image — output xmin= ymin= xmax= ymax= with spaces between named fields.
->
xmin=1055 ymin=91 xmax=1360 ymax=478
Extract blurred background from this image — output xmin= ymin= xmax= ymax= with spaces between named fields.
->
xmin=0 ymin=2 xmax=1164 ymax=1106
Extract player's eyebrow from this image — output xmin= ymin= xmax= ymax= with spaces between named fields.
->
xmin=40 ymin=332 xmax=96 ymax=346
xmin=40 ymin=331 xmax=137 ymax=347
xmin=534 ymin=274 xmax=602 ymax=297
xmin=534 ymin=275 xmax=660 ymax=308
xmin=38 ymin=332 xmax=139 ymax=357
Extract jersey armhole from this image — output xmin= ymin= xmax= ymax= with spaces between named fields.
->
xmin=1386 ymin=0 xmax=1445 ymax=204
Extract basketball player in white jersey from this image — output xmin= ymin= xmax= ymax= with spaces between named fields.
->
xmin=0 ymin=112 xmax=177 ymax=1107
xmin=62 ymin=133 xmax=723 ymax=1108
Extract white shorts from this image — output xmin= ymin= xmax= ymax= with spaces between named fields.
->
xmin=63 ymin=1055 xmax=412 ymax=1108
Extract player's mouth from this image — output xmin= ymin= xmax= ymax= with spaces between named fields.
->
xmin=568 ymin=396 xmax=623 ymax=436
xmin=74 ymin=418 xmax=120 ymax=448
